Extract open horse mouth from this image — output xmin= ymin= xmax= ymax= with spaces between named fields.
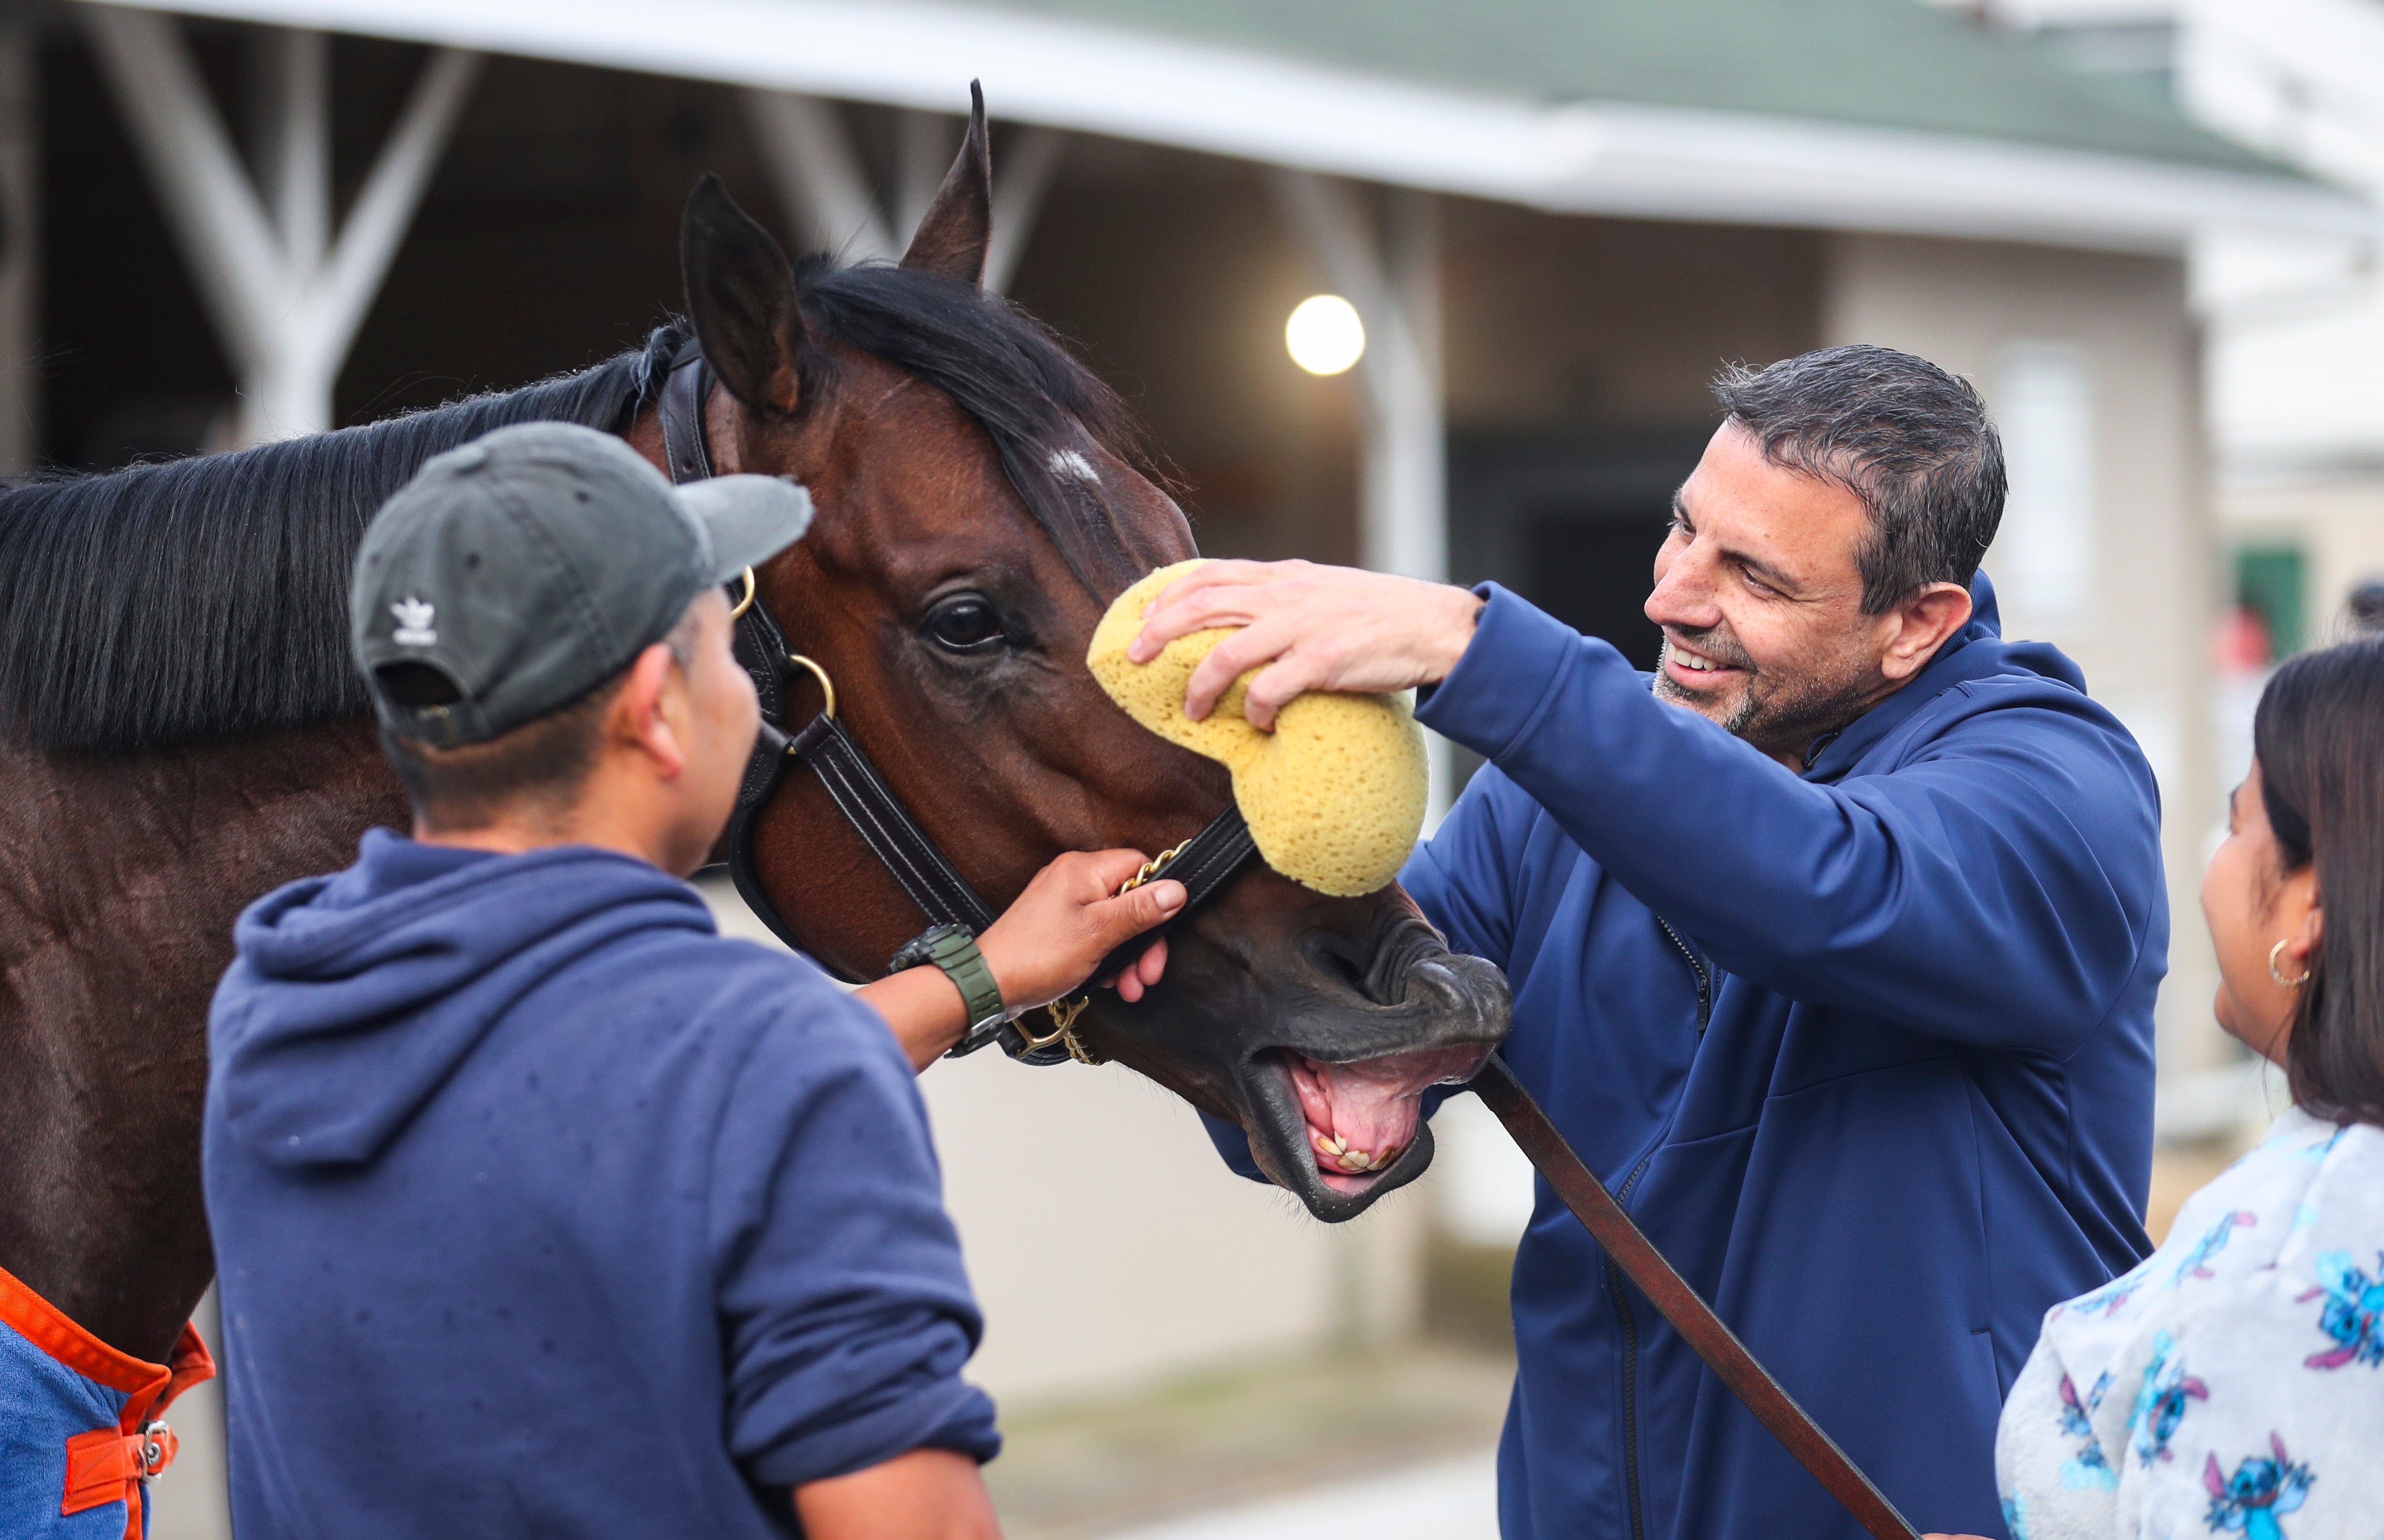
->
xmin=1217 ymin=922 xmax=1511 ymax=1220
xmin=1284 ymin=1044 xmax=1492 ymax=1192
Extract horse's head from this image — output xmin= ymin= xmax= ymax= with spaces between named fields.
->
xmin=650 ymin=96 xmax=1509 ymax=1220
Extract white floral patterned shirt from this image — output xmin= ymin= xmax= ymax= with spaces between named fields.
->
xmin=1995 ymin=1107 xmax=2384 ymax=1540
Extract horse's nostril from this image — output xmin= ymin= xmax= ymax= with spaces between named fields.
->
xmin=1302 ymin=930 xmax=1398 ymax=1007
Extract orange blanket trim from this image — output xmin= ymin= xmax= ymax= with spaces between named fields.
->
xmin=0 ymin=1260 xmax=215 ymax=1540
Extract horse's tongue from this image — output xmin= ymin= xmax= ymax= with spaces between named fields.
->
xmin=1289 ymin=1046 xmax=1489 ymax=1175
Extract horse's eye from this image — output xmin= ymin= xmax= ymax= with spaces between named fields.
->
xmin=924 ymin=595 xmax=1006 ymax=652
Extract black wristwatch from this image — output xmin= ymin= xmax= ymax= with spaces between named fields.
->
xmin=886 ymin=923 xmax=1010 ymax=1057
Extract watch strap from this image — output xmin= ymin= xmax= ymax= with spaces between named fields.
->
xmin=890 ymin=924 xmax=1007 ymax=1043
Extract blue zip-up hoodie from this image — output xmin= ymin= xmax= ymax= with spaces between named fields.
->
xmin=1210 ymin=576 xmax=2161 ymax=1540
xmin=204 ymin=831 xmax=997 ymax=1540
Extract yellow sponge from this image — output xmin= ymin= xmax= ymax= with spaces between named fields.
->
xmin=1087 ymin=560 xmax=1427 ymax=897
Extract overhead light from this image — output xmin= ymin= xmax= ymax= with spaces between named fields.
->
xmin=1286 ymin=294 xmax=1364 ymax=376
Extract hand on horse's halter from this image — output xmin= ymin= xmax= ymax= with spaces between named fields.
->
xmin=1128 ymin=558 xmax=1485 ymax=731
xmin=977 ymin=850 xmax=1184 ymax=1011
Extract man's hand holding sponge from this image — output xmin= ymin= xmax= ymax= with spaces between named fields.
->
xmin=1089 ymin=558 xmax=1475 ymax=898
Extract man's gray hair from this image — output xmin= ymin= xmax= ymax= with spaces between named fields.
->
xmin=1712 ymin=345 xmax=2006 ymax=614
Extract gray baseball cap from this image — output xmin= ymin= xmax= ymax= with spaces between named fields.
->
xmin=352 ymin=421 xmax=812 ymax=747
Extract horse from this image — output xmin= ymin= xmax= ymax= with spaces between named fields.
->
xmin=0 ymin=98 xmax=1511 ymax=1374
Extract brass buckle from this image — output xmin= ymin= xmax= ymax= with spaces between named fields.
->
xmin=784 ymin=652 xmax=837 ymax=723
xmin=728 ymin=567 xmax=758 ymax=620
xmin=1015 ymin=995 xmax=1086 ymax=1052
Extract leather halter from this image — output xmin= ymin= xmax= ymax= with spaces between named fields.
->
xmin=657 ymin=346 xmax=1255 ymax=1064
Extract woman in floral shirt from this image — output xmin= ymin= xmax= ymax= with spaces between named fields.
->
xmin=1933 ymin=636 xmax=2384 ymax=1540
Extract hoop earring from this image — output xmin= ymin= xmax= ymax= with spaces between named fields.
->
xmin=2269 ymin=937 xmax=2312 ymax=988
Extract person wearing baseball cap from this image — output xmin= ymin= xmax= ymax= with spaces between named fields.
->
xmin=200 ymin=423 xmax=1183 ymax=1540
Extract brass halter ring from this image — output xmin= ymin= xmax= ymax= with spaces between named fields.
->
xmin=1014 ymin=837 xmax=1195 ymax=1062
xmin=784 ymin=652 xmax=836 ymax=722
xmin=728 ymin=567 xmax=758 ymax=620
xmin=1016 ymin=995 xmax=1088 ymax=1053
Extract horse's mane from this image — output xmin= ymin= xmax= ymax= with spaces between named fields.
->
xmin=791 ymin=257 xmax=1169 ymax=589
xmin=0 ymin=260 xmax=1162 ymax=753
xmin=0 ymin=333 xmax=676 ymax=751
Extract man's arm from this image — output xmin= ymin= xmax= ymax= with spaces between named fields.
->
xmin=1137 ymin=562 xmax=2162 ymax=1055
xmin=711 ymin=992 xmax=1005 ymax=1507
xmin=857 ymin=851 xmax=1184 ymax=1071
xmin=1419 ymin=588 xmax=2158 ymax=1052
xmin=795 ymin=1447 xmax=1000 ymax=1540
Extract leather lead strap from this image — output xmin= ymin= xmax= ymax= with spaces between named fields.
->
xmin=1470 ymin=1054 xmax=1923 ymax=1540
xmin=1093 ymin=805 xmax=1255 ymax=983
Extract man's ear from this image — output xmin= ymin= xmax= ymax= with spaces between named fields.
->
xmin=612 ymin=640 xmax=689 ymax=781
xmin=1880 ymin=582 xmax=1975 ymax=681
xmin=681 ymin=174 xmax=806 ymax=415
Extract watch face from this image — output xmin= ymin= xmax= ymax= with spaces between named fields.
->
xmin=893 ymin=923 xmax=967 ymax=972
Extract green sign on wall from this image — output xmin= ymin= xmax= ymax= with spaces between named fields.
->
xmin=2235 ymin=545 xmax=2307 ymax=660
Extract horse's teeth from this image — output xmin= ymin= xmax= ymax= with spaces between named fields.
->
xmin=1321 ymin=1133 xmax=1346 ymax=1154
xmin=1337 ymin=1151 xmax=1368 ymax=1172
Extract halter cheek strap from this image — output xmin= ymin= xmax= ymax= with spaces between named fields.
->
xmin=656 ymin=345 xmax=1256 ymax=1066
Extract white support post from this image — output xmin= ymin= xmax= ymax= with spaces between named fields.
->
xmin=252 ymin=28 xmax=328 ymax=278
xmin=743 ymin=92 xmax=1061 ymax=294
xmin=741 ymin=90 xmax=896 ymax=261
xmin=81 ymin=9 xmax=479 ymax=445
xmin=1270 ymin=170 xmax=1453 ymax=819
xmin=894 ymin=109 xmax=952 ymax=246
xmin=984 ymin=126 xmax=1064 ymax=296
xmin=0 ymin=20 xmax=36 ymax=474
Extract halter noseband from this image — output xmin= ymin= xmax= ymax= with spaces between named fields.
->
xmin=658 ymin=346 xmax=1255 ymax=1065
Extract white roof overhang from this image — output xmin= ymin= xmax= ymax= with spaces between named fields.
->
xmin=86 ymin=0 xmax=2383 ymax=253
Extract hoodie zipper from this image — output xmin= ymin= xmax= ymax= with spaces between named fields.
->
xmin=1610 ymin=918 xmax=1710 ymax=1540
xmin=1655 ymin=915 xmax=1711 ymax=1032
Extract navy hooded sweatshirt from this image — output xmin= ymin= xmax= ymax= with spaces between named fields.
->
xmin=204 ymin=831 xmax=997 ymax=1540
xmin=1208 ymin=576 xmax=2162 ymax=1540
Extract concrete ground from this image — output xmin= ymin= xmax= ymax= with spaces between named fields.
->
xmin=988 ymin=1342 xmax=1514 ymax=1540
xmin=1102 ymin=1452 xmax=1499 ymax=1540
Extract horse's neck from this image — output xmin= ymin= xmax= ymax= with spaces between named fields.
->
xmin=0 ymin=720 xmax=401 ymax=1361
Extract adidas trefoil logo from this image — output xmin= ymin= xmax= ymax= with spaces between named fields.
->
xmin=390 ymin=597 xmax=437 ymax=647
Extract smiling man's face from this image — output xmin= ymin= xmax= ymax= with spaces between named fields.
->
xmin=1647 ymin=422 xmax=1933 ymax=766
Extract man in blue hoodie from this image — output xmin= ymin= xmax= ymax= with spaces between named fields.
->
xmin=205 ymin=423 xmax=1185 ymax=1540
xmin=1136 ymin=346 xmax=2163 ymax=1540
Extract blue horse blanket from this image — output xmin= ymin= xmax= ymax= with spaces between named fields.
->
xmin=0 ymin=1263 xmax=213 ymax=1540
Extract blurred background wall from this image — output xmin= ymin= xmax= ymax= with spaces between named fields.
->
xmin=11 ymin=1 xmax=2374 ymax=1535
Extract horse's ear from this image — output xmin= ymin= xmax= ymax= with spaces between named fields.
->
xmin=900 ymin=82 xmax=992 ymax=286
xmin=681 ymin=174 xmax=805 ymax=414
